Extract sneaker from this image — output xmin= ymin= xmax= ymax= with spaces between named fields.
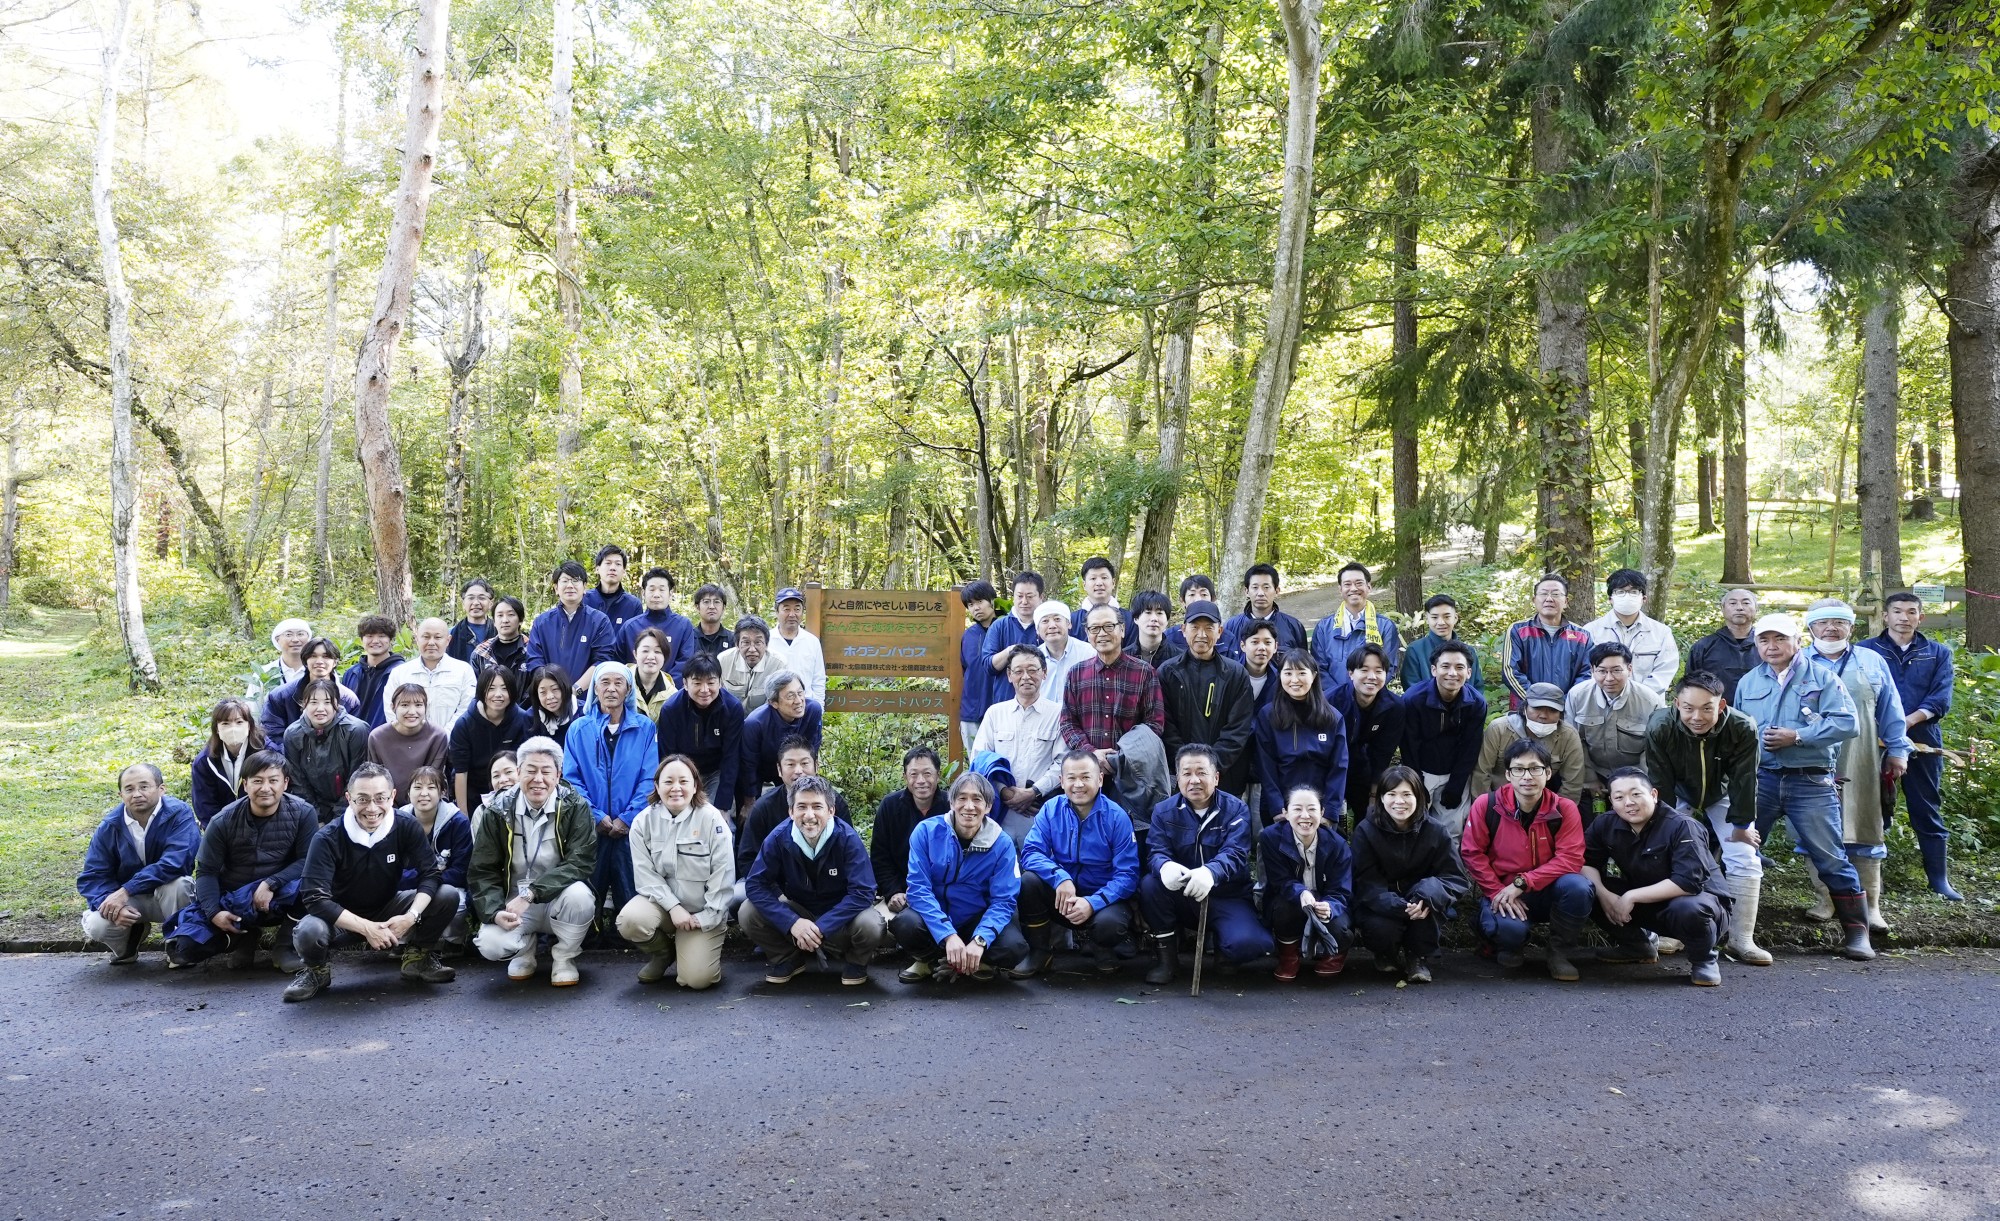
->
xmin=765 ymin=955 xmax=805 ymax=985
xmin=898 ymin=959 xmax=935 ymax=984
xmin=1404 ymin=958 xmax=1433 ymax=984
xmin=400 ymin=948 xmax=456 ymax=984
xmin=164 ymin=938 xmax=196 ymax=969
xmin=841 ymin=960 xmax=871 ymax=986
xmin=281 ymin=965 xmax=331 ymax=1002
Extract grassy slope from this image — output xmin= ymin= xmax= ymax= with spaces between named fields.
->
xmin=1673 ymin=512 xmax=1964 ymax=597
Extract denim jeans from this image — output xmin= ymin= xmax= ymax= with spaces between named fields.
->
xmin=1477 ymin=872 xmax=1592 ymax=952
xmin=1754 ymin=769 xmax=1860 ymax=893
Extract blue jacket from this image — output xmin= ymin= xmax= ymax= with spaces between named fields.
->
xmin=399 ymin=804 xmax=473 ymax=892
xmin=562 ymin=689 xmax=660 ymax=830
xmin=1502 ymin=619 xmax=1593 ymax=707
xmin=1223 ymin=606 xmax=1308 ymax=655
xmin=1860 ymin=630 xmax=1952 ymax=749
xmin=526 ymin=602 xmax=619 ymax=681
xmin=978 ymin=613 xmax=1040 ymax=707
xmin=1310 ymin=610 xmax=1404 ymax=687
xmin=905 ymin=813 xmax=1020 ymax=944
xmin=1254 ymin=703 xmax=1349 ymax=824
xmin=1021 ymin=793 xmax=1140 ymax=910
xmin=739 ymin=700 xmax=825 ymax=807
xmin=259 ymin=675 xmax=359 ymax=741
xmin=957 ymin=619 xmax=991 ymax=724
xmin=619 ymin=607 xmax=700 ymax=676
xmin=1399 ymin=679 xmax=1487 ymax=809
xmin=744 ymin=817 xmax=876 ymax=933
xmin=1732 ymin=655 xmax=1858 ymax=770
xmin=342 ymin=654 xmax=406 ymax=728
xmin=1330 ymin=685 xmax=1406 ymax=820
xmin=189 ymin=747 xmax=249 ymax=828
xmin=585 ymin=585 xmax=645 ymax=637
xmin=448 ymin=618 xmax=493 ymax=666
xmin=1145 ymin=790 xmax=1257 ymax=901
xmin=77 ymin=797 xmax=200 ymax=907
xmin=1258 ymin=820 xmax=1353 ymax=924
xmin=655 ymin=688 xmax=744 ymax=810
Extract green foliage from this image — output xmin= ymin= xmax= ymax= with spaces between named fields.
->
xmin=1943 ymin=651 xmax=2000 ymax=853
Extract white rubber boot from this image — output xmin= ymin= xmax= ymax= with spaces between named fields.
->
xmin=1854 ymin=858 xmax=1891 ymax=934
xmin=549 ymin=918 xmax=590 ymax=986
xmin=1804 ymin=872 xmax=1835 ymax=922
xmin=1725 ymin=874 xmax=1773 ymax=965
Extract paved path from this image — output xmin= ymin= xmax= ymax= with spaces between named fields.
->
xmin=3 ymin=947 xmax=1996 ymax=1219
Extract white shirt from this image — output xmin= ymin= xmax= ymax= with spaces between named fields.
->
xmin=767 ymin=627 xmax=828 ymax=702
xmin=385 ymin=654 xmax=478 ymax=733
xmin=123 ymin=811 xmax=150 ymax=859
xmin=972 ymin=696 xmax=1066 ymax=795
xmin=1584 ymin=612 xmax=1680 ymax=694
xmin=1040 ymin=637 xmax=1094 ymax=699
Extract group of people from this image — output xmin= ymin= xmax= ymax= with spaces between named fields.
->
xmin=76 ymin=549 xmax=1960 ymax=1000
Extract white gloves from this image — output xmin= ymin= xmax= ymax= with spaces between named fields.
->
xmin=1183 ymin=866 xmax=1216 ymax=902
xmin=1160 ymin=862 xmax=1191 ymax=892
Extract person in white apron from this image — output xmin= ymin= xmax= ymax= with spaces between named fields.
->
xmin=1802 ymin=601 xmax=1912 ymax=934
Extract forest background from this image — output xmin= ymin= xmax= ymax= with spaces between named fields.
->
xmin=2 ymin=0 xmax=1999 ymax=939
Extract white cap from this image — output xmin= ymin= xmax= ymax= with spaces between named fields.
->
xmin=1752 ymin=613 xmax=1800 ymax=640
xmin=1034 ymin=599 xmax=1072 ymax=625
xmin=270 ymin=618 xmax=312 ymax=648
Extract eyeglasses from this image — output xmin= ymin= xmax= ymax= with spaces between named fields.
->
xmin=1507 ymin=765 xmax=1549 ymax=777
xmin=1085 ymin=624 xmax=1120 ymax=636
xmin=350 ymin=793 xmax=393 ymax=807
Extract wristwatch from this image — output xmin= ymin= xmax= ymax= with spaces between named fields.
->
xmin=970 ymin=936 xmax=987 ymax=949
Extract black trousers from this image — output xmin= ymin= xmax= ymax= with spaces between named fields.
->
xmin=293 ymin=887 xmax=460 ymax=967
xmin=1262 ymin=893 xmax=1355 ymax=952
xmin=889 ymin=907 xmax=1029 ymax=970
xmin=1352 ymin=907 xmax=1442 ymax=961
xmin=1593 ymin=890 xmax=1728 ymax=959
xmin=1018 ymin=873 xmax=1133 ymax=948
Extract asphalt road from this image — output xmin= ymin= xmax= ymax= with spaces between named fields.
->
xmin=3 ymin=945 xmax=1997 ymax=1220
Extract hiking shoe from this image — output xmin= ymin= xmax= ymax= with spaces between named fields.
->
xmin=400 ymin=948 xmax=456 ymax=984
xmin=841 ymin=960 xmax=871 ymax=986
xmin=282 ymin=965 xmax=331 ymax=1002
xmin=1404 ymin=958 xmax=1433 ymax=984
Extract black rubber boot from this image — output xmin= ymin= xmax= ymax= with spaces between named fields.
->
xmin=1919 ymin=834 xmax=1965 ymax=902
xmin=1831 ymin=892 xmax=1875 ymax=961
xmin=1546 ymin=911 xmax=1585 ymax=982
xmin=1144 ymin=934 xmax=1178 ymax=986
xmin=1011 ymin=923 xmax=1055 ymax=978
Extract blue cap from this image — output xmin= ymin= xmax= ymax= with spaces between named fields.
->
xmin=775 ymin=587 xmax=805 ymax=605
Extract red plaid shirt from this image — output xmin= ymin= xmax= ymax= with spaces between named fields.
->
xmin=1060 ymin=652 xmax=1166 ymax=750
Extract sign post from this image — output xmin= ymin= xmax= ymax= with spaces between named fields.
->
xmin=804 ymin=584 xmax=967 ymax=764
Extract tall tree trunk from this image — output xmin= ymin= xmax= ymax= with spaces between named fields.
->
xmin=442 ymin=249 xmax=488 ymax=606
xmin=884 ymin=450 xmax=913 ymax=587
xmin=1389 ymin=163 xmax=1423 ymax=613
xmin=92 ymin=0 xmax=158 ymax=689
xmin=0 ymin=403 xmax=22 ymax=615
xmin=352 ymin=0 xmax=450 ymax=625
xmin=1720 ymin=299 xmax=1752 ymax=583
xmin=1530 ymin=72 xmax=1596 ymax=620
xmin=311 ymin=51 xmax=345 ymax=615
xmin=1134 ymin=16 xmax=1223 ymax=597
xmin=552 ymin=0 xmax=582 ymax=552
xmin=1947 ymin=132 xmax=2000 ymax=650
xmin=1009 ymin=327 xmax=1032 ymax=571
xmin=239 ymin=377 xmax=278 ymax=574
xmin=690 ymin=444 xmax=739 ymax=605
xmin=1857 ymin=293 xmax=1904 ymax=590
xmin=1219 ymin=0 xmax=1324 ymax=583
xmin=1696 ymin=453 xmax=1717 ymax=534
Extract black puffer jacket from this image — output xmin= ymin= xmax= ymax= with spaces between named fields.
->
xmin=1349 ymin=809 xmax=1468 ymax=918
xmin=1157 ymin=651 xmax=1256 ymax=793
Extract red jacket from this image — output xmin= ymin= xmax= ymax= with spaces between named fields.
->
xmin=1460 ymin=785 xmax=1584 ymax=899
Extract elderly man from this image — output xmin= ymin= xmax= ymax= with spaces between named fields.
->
xmin=563 ymin=662 xmax=659 ymax=935
xmin=892 ymin=772 xmax=1028 ymax=982
xmin=165 ymin=751 xmax=316 ymax=970
xmin=719 ymin=616 xmax=780 ymax=714
xmin=741 ymin=775 xmax=886 ymax=985
xmin=1016 ymin=750 xmax=1141 ymax=976
xmin=972 ymin=645 xmax=1066 ymax=818
xmin=1034 ymin=599 xmax=1093 ymax=696
xmin=78 ymin=765 xmax=200 ymax=965
xmin=1138 ymin=745 xmax=1271 ymax=985
xmin=1645 ymin=673 xmax=1770 ymax=964
xmin=1566 ymin=642 xmax=1665 ymax=813
xmin=1733 ymin=613 xmax=1869 ymax=959
xmin=1473 ymin=682 xmax=1588 ymax=800
xmin=1583 ymin=768 xmax=1731 ymax=986
xmin=739 ymin=670 xmax=825 ymax=808
xmin=1157 ymin=601 xmax=1257 ymax=796
xmin=1802 ymin=599 xmax=1912 ymax=933
xmin=526 ymin=560 xmax=621 ymax=695
xmin=766 ymin=587 xmax=828 ymax=703
xmin=1502 ymin=575 xmax=1593 ymax=710
xmin=384 ymin=618 xmax=478 ymax=732
xmin=1684 ymin=587 xmax=1761 ymax=701
xmin=1861 ymin=591 xmax=1960 ymax=899
xmin=468 ymin=736 xmax=599 ymax=984
xmin=1311 ymin=562 xmax=1403 ymax=688
xmin=1060 ymin=602 xmax=1170 ymax=823
xmin=1460 ymin=739 xmax=1591 ymax=981
xmin=1583 ymin=569 xmax=1680 ymax=694
xmin=284 ymin=764 xmax=457 ymax=1001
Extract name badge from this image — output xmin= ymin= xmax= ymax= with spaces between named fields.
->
xmin=386 ymin=853 xmax=397 ymax=863
xmin=828 ymin=867 xmax=840 ymax=876
xmin=1317 ymin=734 xmax=1328 ymax=742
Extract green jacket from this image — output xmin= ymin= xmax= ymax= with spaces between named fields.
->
xmin=467 ymin=783 xmax=599 ymax=924
xmin=1643 ymin=705 xmax=1758 ymax=826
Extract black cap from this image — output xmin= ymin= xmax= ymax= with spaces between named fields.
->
xmin=1183 ymin=599 xmax=1222 ymax=624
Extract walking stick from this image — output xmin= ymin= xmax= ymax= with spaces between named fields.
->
xmin=1189 ymin=896 xmax=1210 ymax=998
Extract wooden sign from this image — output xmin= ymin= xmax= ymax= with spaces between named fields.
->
xmin=804 ymin=585 xmax=967 ymax=762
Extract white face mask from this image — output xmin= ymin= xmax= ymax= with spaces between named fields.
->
xmin=217 ymin=722 xmax=251 ymax=750
xmin=1526 ymin=718 xmax=1559 ymax=738
xmin=1815 ymin=635 xmax=1850 ymax=656
xmin=1610 ymin=592 xmax=1643 ymax=617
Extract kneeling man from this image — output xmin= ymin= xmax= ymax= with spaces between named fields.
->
xmin=285 ymin=764 xmax=459 ymax=1001
xmin=892 ymin=772 xmax=1027 ymax=982
xmin=469 ymin=736 xmax=599 ymax=985
xmin=1583 ymin=768 xmax=1732 ymax=987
